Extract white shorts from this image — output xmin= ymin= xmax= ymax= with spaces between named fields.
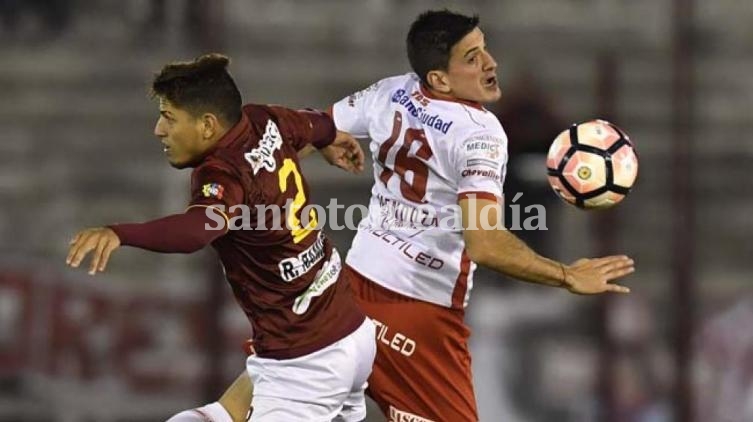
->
xmin=246 ymin=318 xmax=376 ymax=422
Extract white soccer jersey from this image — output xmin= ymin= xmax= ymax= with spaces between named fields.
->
xmin=332 ymin=73 xmax=508 ymax=309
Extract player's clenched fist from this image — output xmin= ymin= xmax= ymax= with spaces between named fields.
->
xmin=66 ymin=227 xmax=121 ymax=275
xmin=562 ymin=255 xmax=635 ymax=295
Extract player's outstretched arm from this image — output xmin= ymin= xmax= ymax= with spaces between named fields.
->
xmin=66 ymin=207 xmax=228 ymax=275
xmin=459 ymin=197 xmax=634 ymax=294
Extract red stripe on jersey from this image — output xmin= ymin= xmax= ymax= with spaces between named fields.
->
xmin=457 ymin=191 xmax=498 ymax=203
xmin=451 ymin=249 xmax=471 ymax=309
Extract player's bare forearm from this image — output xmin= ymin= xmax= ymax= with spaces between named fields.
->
xmin=466 ymin=224 xmax=565 ymax=287
xmin=460 ymin=197 xmax=634 ymax=294
xmin=218 ymin=371 xmax=253 ymax=422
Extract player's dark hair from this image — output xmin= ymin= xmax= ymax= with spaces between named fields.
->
xmin=406 ymin=10 xmax=480 ymax=87
xmin=152 ymin=53 xmax=242 ymax=125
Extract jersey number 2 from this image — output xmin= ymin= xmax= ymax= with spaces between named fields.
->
xmin=278 ymin=159 xmax=317 ymax=243
xmin=376 ymin=111 xmax=434 ymax=203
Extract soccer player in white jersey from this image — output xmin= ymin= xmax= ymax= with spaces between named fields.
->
xmin=194 ymin=9 xmax=635 ymax=422
xmin=327 ymin=10 xmax=635 ymax=421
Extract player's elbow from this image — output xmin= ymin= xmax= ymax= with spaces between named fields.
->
xmin=176 ymin=231 xmax=217 ymax=253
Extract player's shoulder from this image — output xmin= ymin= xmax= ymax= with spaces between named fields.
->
xmin=365 ymin=72 xmax=417 ymax=90
xmin=242 ymin=103 xmax=279 ymax=125
xmin=346 ymin=73 xmax=415 ymax=103
xmin=379 ymin=72 xmax=419 ymax=88
xmin=240 ymin=103 xmax=295 ymax=145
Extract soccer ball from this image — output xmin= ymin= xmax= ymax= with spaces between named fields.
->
xmin=546 ymin=120 xmax=638 ymax=209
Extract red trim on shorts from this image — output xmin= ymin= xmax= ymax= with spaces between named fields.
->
xmin=451 ymin=249 xmax=471 ymax=309
xmin=419 ymin=83 xmax=485 ymax=111
xmin=457 ymin=191 xmax=498 ymax=202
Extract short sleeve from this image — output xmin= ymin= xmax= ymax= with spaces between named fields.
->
xmin=331 ymin=81 xmax=381 ymax=138
xmin=454 ymin=131 xmax=508 ymax=202
xmin=189 ymin=165 xmax=245 ymax=220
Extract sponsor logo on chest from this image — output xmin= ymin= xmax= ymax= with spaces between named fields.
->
xmin=245 ymin=119 xmax=282 ymax=174
xmin=390 ymin=89 xmax=454 ymax=134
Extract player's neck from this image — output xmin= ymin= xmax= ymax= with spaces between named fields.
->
xmin=421 ymin=84 xmax=456 ymax=101
xmin=211 ymin=126 xmax=231 ymax=145
xmin=419 ymin=83 xmax=484 ymax=110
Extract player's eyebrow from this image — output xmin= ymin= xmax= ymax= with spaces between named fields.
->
xmin=160 ymin=110 xmax=173 ymax=118
xmin=463 ymin=47 xmax=480 ymax=58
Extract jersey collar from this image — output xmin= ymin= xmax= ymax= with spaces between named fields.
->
xmin=215 ymin=112 xmax=250 ymax=150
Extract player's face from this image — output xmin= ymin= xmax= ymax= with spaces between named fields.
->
xmin=444 ymin=27 xmax=501 ymax=104
xmin=154 ymin=99 xmax=208 ymax=169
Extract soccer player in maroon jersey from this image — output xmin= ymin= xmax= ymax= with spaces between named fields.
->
xmin=66 ymin=53 xmax=375 ymax=422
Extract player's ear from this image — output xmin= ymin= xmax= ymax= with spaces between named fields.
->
xmin=426 ymin=70 xmax=451 ymax=94
xmin=200 ymin=113 xmax=220 ymax=140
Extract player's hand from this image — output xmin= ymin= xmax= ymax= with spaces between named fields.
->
xmin=66 ymin=227 xmax=121 ymax=275
xmin=319 ymin=131 xmax=365 ymax=173
xmin=562 ymin=255 xmax=634 ymax=294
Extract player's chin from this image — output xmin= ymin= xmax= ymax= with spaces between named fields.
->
xmin=481 ymin=85 xmax=502 ymax=103
xmin=167 ymin=156 xmax=190 ymax=169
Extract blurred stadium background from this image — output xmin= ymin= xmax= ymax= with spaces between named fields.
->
xmin=1 ymin=0 xmax=752 ymax=421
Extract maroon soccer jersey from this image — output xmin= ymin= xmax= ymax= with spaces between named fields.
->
xmin=189 ymin=104 xmax=364 ymax=359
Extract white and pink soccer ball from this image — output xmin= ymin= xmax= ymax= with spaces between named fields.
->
xmin=546 ymin=120 xmax=638 ymax=209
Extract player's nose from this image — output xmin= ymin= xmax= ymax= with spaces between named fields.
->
xmin=154 ymin=118 xmax=167 ymax=138
xmin=483 ymin=51 xmax=498 ymax=71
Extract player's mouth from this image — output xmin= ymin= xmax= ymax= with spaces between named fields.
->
xmin=162 ymin=144 xmax=171 ymax=154
xmin=483 ymin=75 xmax=498 ymax=89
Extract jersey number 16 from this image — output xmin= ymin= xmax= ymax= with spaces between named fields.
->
xmin=376 ymin=111 xmax=434 ymax=203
